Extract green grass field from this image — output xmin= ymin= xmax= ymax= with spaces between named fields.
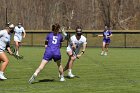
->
xmin=0 ymin=47 xmax=140 ymax=93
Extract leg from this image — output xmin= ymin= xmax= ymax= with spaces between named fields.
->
xmin=64 ymin=51 xmax=76 ymax=77
xmin=34 ymin=60 xmax=48 ymax=76
xmin=56 ymin=60 xmax=63 ymax=76
xmin=0 ymin=52 xmax=9 ymax=79
xmin=0 ymin=52 xmax=9 ymax=72
xmin=63 ymin=57 xmax=71 ymax=72
xmin=101 ymin=42 xmax=106 ymax=55
xmin=29 ymin=59 xmax=48 ymax=83
xmin=15 ymin=41 xmax=20 ymax=56
xmin=104 ymin=43 xmax=109 ymax=55
xmin=64 ymin=52 xmax=76 ymax=71
xmin=56 ymin=60 xmax=65 ymax=81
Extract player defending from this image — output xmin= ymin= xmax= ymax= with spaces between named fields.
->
xmin=63 ymin=26 xmax=87 ymax=78
xmin=29 ymin=23 xmax=65 ymax=84
xmin=98 ymin=25 xmax=112 ymax=56
xmin=14 ymin=23 xmax=26 ymax=56
xmin=0 ymin=24 xmax=15 ymax=80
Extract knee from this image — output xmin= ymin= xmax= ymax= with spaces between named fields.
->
xmin=71 ymin=56 xmax=76 ymax=61
xmin=3 ymin=59 xmax=9 ymax=65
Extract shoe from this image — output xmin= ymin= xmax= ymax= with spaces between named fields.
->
xmin=29 ymin=74 xmax=36 ymax=84
xmin=68 ymin=73 xmax=75 ymax=78
xmin=60 ymin=77 xmax=65 ymax=82
xmin=101 ymin=51 xmax=104 ymax=56
xmin=0 ymin=73 xmax=7 ymax=80
xmin=16 ymin=54 xmax=20 ymax=56
xmin=104 ymin=52 xmax=107 ymax=56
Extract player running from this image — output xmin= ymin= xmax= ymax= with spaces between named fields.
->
xmin=29 ymin=23 xmax=65 ymax=84
xmin=63 ymin=26 xmax=87 ymax=78
xmin=14 ymin=23 xmax=26 ymax=56
xmin=98 ymin=25 xmax=112 ymax=56
xmin=0 ymin=24 xmax=15 ymax=80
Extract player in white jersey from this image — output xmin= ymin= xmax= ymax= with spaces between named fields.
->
xmin=63 ymin=26 xmax=87 ymax=78
xmin=0 ymin=24 xmax=15 ymax=80
xmin=14 ymin=23 xmax=26 ymax=56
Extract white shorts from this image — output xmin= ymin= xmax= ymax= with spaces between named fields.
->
xmin=14 ymin=35 xmax=22 ymax=42
xmin=66 ymin=47 xmax=79 ymax=55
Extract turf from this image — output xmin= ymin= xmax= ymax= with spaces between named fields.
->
xmin=0 ymin=47 xmax=140 ymax=93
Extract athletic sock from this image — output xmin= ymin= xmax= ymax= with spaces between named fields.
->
xmin=68 ymin=69 xmax=72 ymax=74
xmin=0 ymin=71 xmax=4 ymax=74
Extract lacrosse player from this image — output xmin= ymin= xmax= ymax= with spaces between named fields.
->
xmin=29 ymin=23 xmax=65 ymax=84
xmin=0 ymin=24 xmax=15 ymax=80
xmin=63 ymin=26 xmax=87 ymax=78
xmin=98 ymin=25 xmax=112 ymax=56
xmin=14 ymin=23 xmax=26 ymax=56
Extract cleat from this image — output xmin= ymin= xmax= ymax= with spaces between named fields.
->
xmin=60 ymin=77 xmax=65 ymax=82
xmin=101 ymin=52 xmax=104 ymax=56
xmin=104 ymin=52 xmax=107 ymax=56
xmin=0 ymin=73 xmax=7 ymax=80
xmin=29 ymin=74 xmax=36 ymax=84
xmin=68 ymin=73 xmax=75 ymax=78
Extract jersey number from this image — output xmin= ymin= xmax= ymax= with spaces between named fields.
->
xmin=52 ymin=36 xmax=57 ymax=44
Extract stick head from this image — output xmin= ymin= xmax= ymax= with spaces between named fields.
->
xmin=13 ymin=54 xmax=24 ymax=60
xmin=61 ymin=26 xmax=67 ymax=36
xmin=10 ymin=46 xmax=16 ymax=54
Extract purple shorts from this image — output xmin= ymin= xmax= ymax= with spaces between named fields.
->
xmin=103 ymin=39 xmax=111 ymax=44
xmin=43 ymin=49 xmax=61 ymax=62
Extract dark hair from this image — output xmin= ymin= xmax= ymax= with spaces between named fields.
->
xmin=105 ymin=24 xmax=110 ymax=28
xmin=52 ymin=23 xmax=60 ymax=32
xmin=18 ymin=23 xmax=22 ymax=25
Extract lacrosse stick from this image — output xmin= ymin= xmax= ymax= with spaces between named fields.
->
xmin=6 ymin=46 xmax=23 ymax=60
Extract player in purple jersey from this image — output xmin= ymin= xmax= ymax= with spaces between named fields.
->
xmin=98 ymin=25 xmax=112 ymax=56
xmin=29 ymin=24 xmax=65 ymax=84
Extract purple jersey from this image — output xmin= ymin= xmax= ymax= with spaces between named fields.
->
xmin=103 ymin=30 xmax=112 ymax=40
xmin=43 ymin=32 xmax=63 ymax=62
xmin=46 ymin=32 xmax=63 ymax=49
xmin=103 ymin=30 xmax=112 ymax=43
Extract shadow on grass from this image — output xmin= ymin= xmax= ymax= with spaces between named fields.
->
xmin=0 ymin=79 xmax=4 ymax=81
xmin=7 ymin=78 xmax=21 ymax=79
xmin=39 ymin=79 xmax=55 ymax=82
xmin=64 ymin=75 xmax=80 ymax=79
xmin=31 ymin=79 xmax=55 ymax=84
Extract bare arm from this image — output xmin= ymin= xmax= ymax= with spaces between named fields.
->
xmin=23 ymin=31 xmax=26 ymax=38
xmin=76 ymin=43 xmax=87 ymax=59
xmin=45 ymin=41 xmax=48 ymax=48
xmin=7 ymin=47 xmax=13 ymax=55
xmin=6 ymin=43 xmax=13 ymax=55
xmin=79 ymin=43 xmax=86 ymax=56
xmin=98 ymin=34 xmax=103 ymax=37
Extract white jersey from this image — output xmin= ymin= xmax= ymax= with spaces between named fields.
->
xmin=0 ymin=30 xmax=11 ymax=51
xmin=67 ymin=35 xmax=87 ymax=54
xmin=14 ymin=26 xmax=25 ymax=42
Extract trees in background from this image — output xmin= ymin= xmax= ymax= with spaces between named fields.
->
xmin=0 ymin=0 xmax=139 ymax=30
